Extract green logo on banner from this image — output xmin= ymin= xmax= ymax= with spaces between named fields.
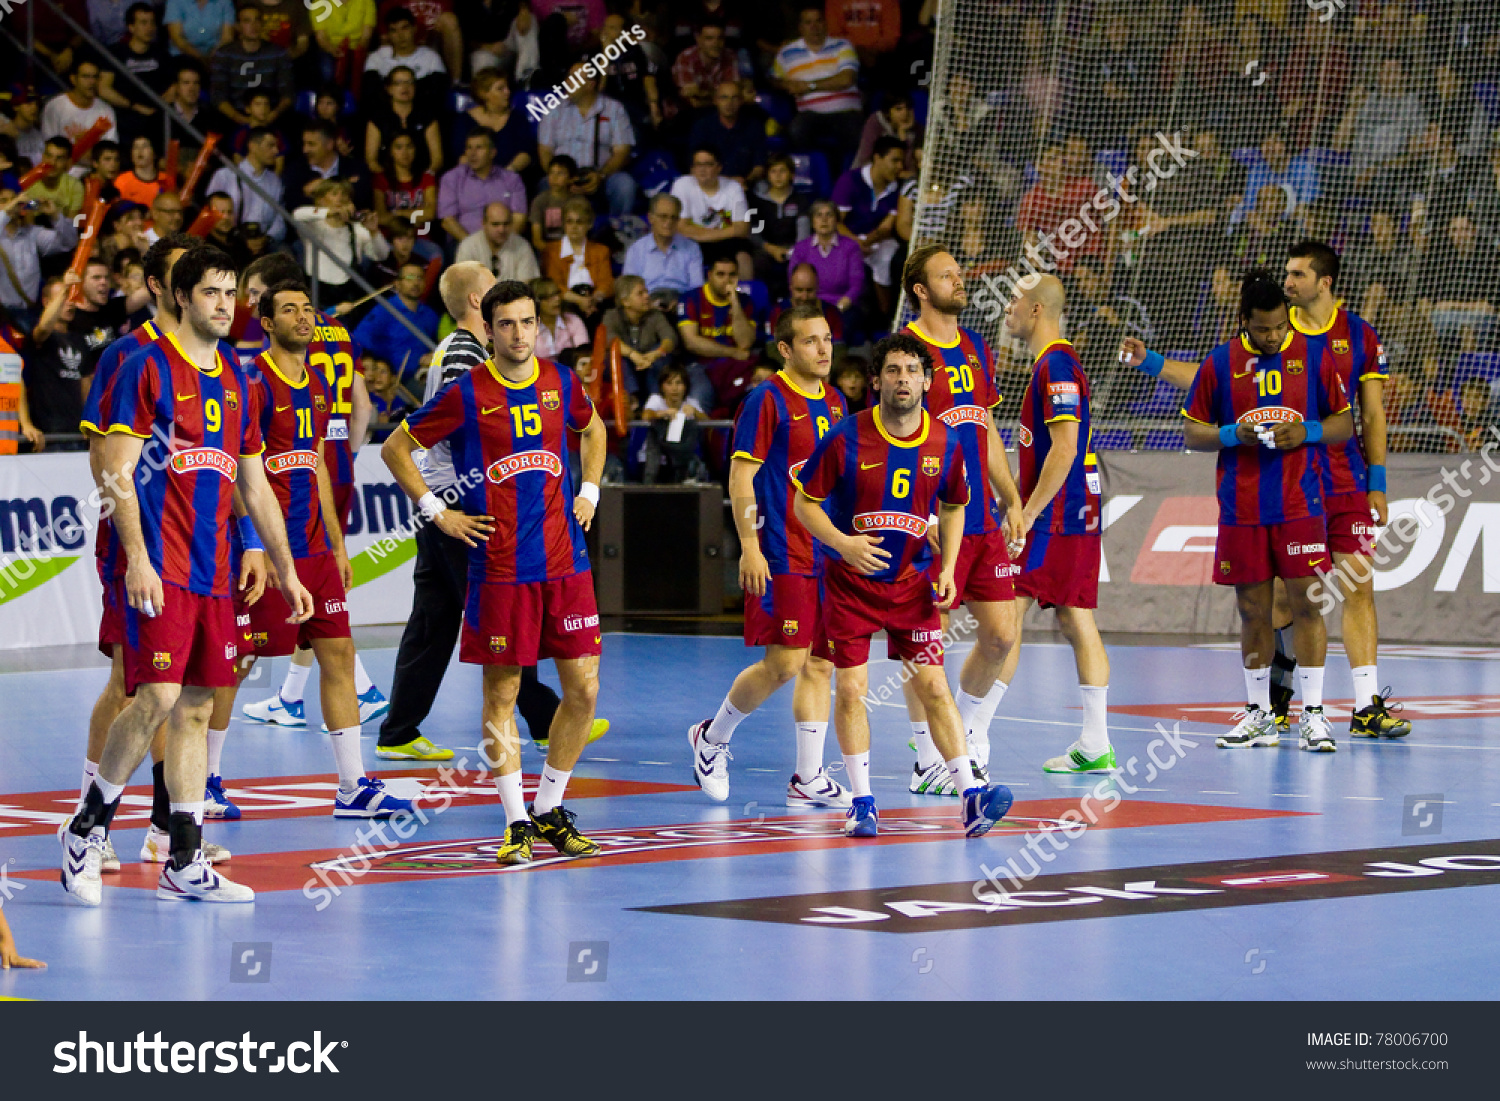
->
xmin=350 ymin=538 xmax=415 ymax=588
xmin=0 ymin=556 xmax=81 ymax=605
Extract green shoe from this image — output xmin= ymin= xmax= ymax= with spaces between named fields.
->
xmin=375 ymin=736 xmax=455 ymax=761
xmin=1042 ymin=742 xmax=1118 ymax=773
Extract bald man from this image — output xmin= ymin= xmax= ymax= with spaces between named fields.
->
xmin=998 ymin=275 xmax=1116 ymax=773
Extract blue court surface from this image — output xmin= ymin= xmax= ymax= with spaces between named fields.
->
xmin=3 ymin=630 xmax=1500 ymax=1001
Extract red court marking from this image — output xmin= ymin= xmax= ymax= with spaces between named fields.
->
xmin=15 ymin=800 xmax=1308 ymax=894
xmin=1113 ymin=695 xmax=1500 ymax=725
xmin=0 ymin=771 xmax=695 ymax=837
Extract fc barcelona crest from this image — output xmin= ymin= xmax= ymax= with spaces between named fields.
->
xmin=314 ymin=394 xmax=327 ymax=411
xmin=541 ymin=390 xmax=561 ymax=411
xmin=1285 ymin=358 xmax=1305 ymax=375
xmin=224 ymin=389 xmax=238 ymax=410
xmin=967 ymin=353 xmax=980 ymax=370
xmin=1332 ymin=338 xmax=1349 ymax=355
xmin=1219 ymin=560 xmax=1231 ymax=575
xmin=782 ymin=620 xmax=798 ymax=635
xmin=152 ymin=651 xmax=172 ymax=670
xmin=490 ymin=635 xmax=508 ymax=653
xmin=922 ymin=455 xmax=941 ymax=476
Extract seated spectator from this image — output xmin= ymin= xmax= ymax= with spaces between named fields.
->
xmin=99 ymin=202 xmax=151 ymax=269
xmin=206 ymin=126 xmax=287 ymax=241
xmin=787 ymin=199 xmax=863 ymax=326
xmin=1421 ymin=213 xmax=1498 ymax=341
xmin=364 ymin=7 xmax=449 ymax=111
xmin=677 ymin=254 xmax=759 ymax=413
xmin=602 ymin=273 xmax=677 ymax=405
xmin=672 ymin=145 xmax=752 ymax=275
xmin=113 ymin=135 xmax=164 ymax=207
xmin=1336 ymin=55 xmax=1427 ymax=201
xmin=831 ymin=133 xmax=902 ymax=312
xmin=353 ymin=259 xmax=439 ymax=379
xmin=0 ymin=190 xmax=78 ymax=333
xmin=145 ymin=189 xmax=185 ymax=243
xmin=204 ymin=192 xmax=249 ymax=267
xmin=773 ymin=4 xmax=862 ymax=173
xmin=671 ymin=17 xmax=750 ymax=112
xmin=768 ymin=262 xmax=844 ymax=364
xmin=211 ymin=4 xmax=295 ymax=129
xmin=100 ymin=4 xmax=173 ymax=148
xmin=366 ymin=220 xmax=440 ymax=292
xmin=2 ymin=86 xmax=45 ymax=167
xmin=366 ymin=65 xmax=444 ymax=177
xmin=42 ymin=59 xmax=119 ymax=148
xmin=529 ymin=154 xmax=576 ymax=250
xmin=284 ymin=120 xmax=373 ymax=209
xmin=623 ymin=193 xmax=705 ymax=300
xmin=229 ymin=93 xmax=288 ymax=169
xmin=1233 ymin=130 xmax=1319 ymax=225
xmin=1016 ymin=144 xmax=1098 ymax=275
xmin=542 ymin=197 xmax=614 ymax=323
xmin=457 ymin=0 xmax=516 ymax=77
xmin=24 ymin=139 xmax=84 ymax=220
xmin=1456 ymin=375 xmax=1495 ymax=451
xmin=1231 ymin=184 xmax=1299 ymax=269
xmin=438 ymin=128 xmax=527 ymax=242
xmin=310 ymin=0 xmax=377 ymax=82
xmin=294 ymin=179 xmax=392 ymax=304
xmin=363 ymin=354 xmax=420 ymax=423
xmin=165 ymin=0 xmax=236 ymax=62
xmin=747 ymin=153 xmax=812 ymax=296
xmin=454 ymin=68 xmax=536 ymax=177
xmin=641 ymin=364 xmax=709 ymax=484
xmin=313 ymin=86 xmax=359 ymax=157
xmin=91 ymin=141 xmax=124 ymax=196
xmin=599 ymin=12 xmax=660 ymax=138
xmin=689 ymin=82 xmax=766 ymax=186
xmin=532 ymin=276 xmax=590 ymax=362
xmin=537 ymin=62 xmax=636 ymax=217
xmin=374 ymin=131 xmax=438 ymax=242
xmin=456 ymin=200 xmax=541 ymax=280
xmin=531 ymin=0 xmax=604 ymax=50
xmin=161 ymin=62 xmax=208 ymax=165
xmin=255 ymin=0 xmax=315 ymax=61
xmin=852 ymin=91 xmax=919 ymax=175
xmin=831 ymin=356 xmax=868 ymax=410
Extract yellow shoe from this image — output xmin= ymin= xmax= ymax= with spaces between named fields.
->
xmin=375 ymin=737 xmax=455 ymax=761
xmin=495 ymin=820 xmax=537 ymax=865
xmin=533 ymin=718 xmax=609 ymax=752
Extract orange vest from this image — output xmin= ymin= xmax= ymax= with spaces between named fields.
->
xmin=0 ymin=331 xmax=21 ymax=455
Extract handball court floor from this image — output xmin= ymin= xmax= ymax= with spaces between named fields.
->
xmin=2 ymin=628 xmax=1500 ymax=1001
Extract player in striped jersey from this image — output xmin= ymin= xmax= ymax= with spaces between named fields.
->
xmin=688 ymin=304 xmax=851 ymax=808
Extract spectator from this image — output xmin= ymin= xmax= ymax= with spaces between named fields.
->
xmin=114 ymin=134 xmax=164 ymax=206
xmin=623 ymin=192 xmax=705 ymax=299
xmin=831 ymin=356 xmax=867 ymax=409
xmin=1080 ymin=10 xmax=1146 ymax=147
xmin=1337 ymin=56 xmax=1427 ymax=200
xmin=599 ymin=12 xmax=661 ymax=137
xmin=310 ymin=0 xmax=376 ymax=80
xmin=1230 ymin=183 xmax=1299 ymax=270
xmin=146 ymin=189 xmax=186 ymax=242
xmin=832 ymin=133 xmax=902 ymax=311
xmin=206 ymin=126 xmax=287 ymax=240
xmin=363 ymin=354 xmax=420 ymax=422
xmin=689 ymin=82 xmax=765 ymax=187
xmin=501 ymin=3 xmax=542 ymax=87
xmin=294 ymin=178 xmax=392 ymax=304
xmin=454 ymin=68 xmax=535 ymax=177
xmin=161 ymin=62 xmax=207 ymax=164
xmin=353 ymin=259 xmax=439 ymax=379
xmin=165 ymin=0 xmax=235 ymax=61
xmin=2 ymin=86 xmax=45 ymax=167
xmin=364 ymin=7 xmax=448 ymax=110
xmin=641 ymin=364 xmax=709 ymax=484
xmin=531 ymin=0 xmax=605 ymax=49
xmin=24 ymin=139 xmax=85 ymax=220
xmin=677 ymin=253 xmax=758 ymax=413
xmin=1456 ymin=375 xmax=1495 ymax=451
xmin=89 ymin=0 xmax=137 ymax=46
xmin=768 ymin=262 xmax=844 ymax=362
xmin=1233 ymin=131 xmax=1319 ymax=225
xmin=366 ymin=65 xmax=444 ymax=176
xmin=313 ymin=86 xmax=359 ymax=157
xmin=747 ymin=152 xmax=812 ymax=296
xmin=537 ymin=61 xmax=637 ymax=217
xmin=787 ymin=199 xmax=863 ymax=324
xmin=1348 ymin=208 xmax=1408 ymax=312
xmin=541 ymin=196 xmax=613 ymax=321
xmin=99 ymin=4 xmax=173 ymax=148
xmin=374 ymin=131 xmax=439 ymax=243
xmin=456 ymin=0 xmax=516 ymax=77
xmin=670 ymin=0 xmax=744 ymax=54
xmin=228 ymin=92 xmax=287 ymax=168
xmin=41 ymin=60 xmax=119 ymax=147
xmin=99 ymin=202 xmax=151 ymax=269
xmin=1280 ymin=6 xmax=1351 ymax=149
xmin=0 ymin=191 xmax=79 ymax=331
xmin=672 ymin=17 xmax=751 ymax=112
xmin=203 ymin=191 xmax=247 ymax=266
xmin=284 ymin=120 xmax=373 ymax=209
xmin=602 ymin=273 xmax=676 ymax=403
xmin=366 ymin=219 xmax=434 ymax=288
xmin=773 ymin=4 xmax=862 ymax=173
xmin=438 ymin=128 xmax=526 ymax=241
xmin=27 ymin=262 xmax=129 ymax=433
xmin=1422 ymin=213 xmax=1497 ymax=341
xmin=456 ymin=200 xmax=541 ymax=280
xmin=1015 ymin=144 xmax=1098 ymax=275
xmin=212 ymin=5 xmax=295 ymax=128
xmin=671 ymin=145 xmax=751 ymax=274
xmin=531 ymin=276 xmax=589 ymax=361
xmin=254 ymin=0 xmax=313 ymax=60
xmin=529 ymin=154 xmax=575 ymax=249
xmin=92 ymin=141 xmax=124 ymax=194
xmin=852 ymin=91 xmax=919 ymax=176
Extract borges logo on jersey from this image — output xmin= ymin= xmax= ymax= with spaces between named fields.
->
xmin=1236 ymin=406 xmax=1303 ymax=426
xmin=169 ymin=447 xmax=238 ymax=480
xmin=563 ymin=614 xmax=600 ymax=632
xmin=1017 ymin=425 xmax=1033 ymax=447
xmin=853 ymin=512 xmax=928 ymax=536
xmin=937 ymin=406 xmax=986 ymax=429
xmin=486 ymin=452 xmax=564 ymax=483
xmin=264 ymin=450 xmax=320 ymax=475
xmin=789 ymin=460 xmax=806 ymax=480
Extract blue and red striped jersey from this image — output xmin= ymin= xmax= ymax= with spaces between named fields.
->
xmin=677 ymin=284 xmax=757 ymax=352
xmin=795 ymin=406 xmax=969 ymax=584
xmin=1183 ymin=331 xmax=1349 ymax=525
xmin=1291 ymin=305 xmax=1387 ymax=498
xmin=1018 ymin=339 xmax=1100 ymax=536
xmin=402 ymin=356 xmax=596 ymax=584
xmin=251 ymin=351 xmax=333 ymax=560
xmin=905 ymin=321 xmax=1002 ymax=536
xmin=102 ymin=334 xmax=263 ymax=597
xmin=731 ymin=370 xmax=847 ymax=576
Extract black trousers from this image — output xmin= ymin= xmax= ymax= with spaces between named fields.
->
xmin=377 ymin=519 xmax=561 ymax=747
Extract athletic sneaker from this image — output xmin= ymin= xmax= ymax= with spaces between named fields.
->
xmin=333 ymin=776 xmax=415 ymax=819
xmin=1273 ymin=711 xmax=1291 ymax=740
xmin=1350 ymin=692 xmax=1412 ymax=739
xmin=242 ymin=693 xmax=306 ymax=727
xmin=844 ymin=796 xmax=879 ymax=837
xmin=909 ymin=761 xmax=959 ymax=796
xmin=375 ymin=737 xmax=455 ymax=761
xmin=533 ymin=717 xmax=609 ymax=752
xmin=357 ymin=685 xmax=390 ymax=724
xmin=1299 ymin=706 xmax=1337 ymax=752
xmin=141 ymin=825 xmax=231 ymax=864
xmin=786 ymin=770 xmax=852 ymax=808
xmin=961 ymin=783 xmax=1015 ymax=838
xmin=529 ymin=804 xmax=600 ymax=857
xmin=688 ymin=720 xmax=731 ymax=802
xmin=204 ymin=775 xmax=241 ymax=820
xmin=968 ymin=735 xmax=991 ymax=771
xmin=60 ymin=828 xmax=106 ymax=906
xmin=1216 ymin=706 xmax=1280 ymax=749
xmin=495 ymin=820 xmax=537 ymax=865
xmin=100 ymin=836 xmax=121 ymax=874
xmin=157 ymin=853 xmax=254 ymax=902
xmin=1042 ymin=741 xmax=1118 ymax=773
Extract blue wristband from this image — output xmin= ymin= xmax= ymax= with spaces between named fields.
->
xmin=1367 ymin=464 xmax=1387 ymax=493
xmin=1140 ymin=350 xmax=1165 ymax=378
xmin=1218 ymin=423 xmax=1240 ymax=448
xmin=237 ymin=515 xmax=263 ymax=552
xmin=1303 ymin=420 xmax=1324 ymax=444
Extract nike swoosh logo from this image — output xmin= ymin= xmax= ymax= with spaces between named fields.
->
xmin=275 ymin=404 xmax=291 ymax=412
xmin=860 ymin=461 xmax=883 ymax=470
xmin=792 ymin=413 xmax=808 ymax=420
xmin=1310 ymin=558 xmax=1325 ymax=566
xmin=481 ymin=405 xmax=504 ymax=415
xmin=593 ymin=635 xmax=601 ymax=643
xmin=175 ymin=392 xmax=196 ymax=401
xmin=1233 ymin=369 xmax=1252 ymax=379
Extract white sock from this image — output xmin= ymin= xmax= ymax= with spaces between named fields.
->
xmin=842 ymin=751 xmax=871 ymax=797
xmin=281 ymin=659 xmax=313 ymax=704
xmin=1245 ymin=666 xmax=1272 ymax=711
xmin=1079 ymin=684 xmax=1110 ymax=755
xmin=80 ymin=759 xmax=99 ymax=805
xmin=169 ymin=801 xmax=205 ymax=826
xmin=533 ymin=764 xmax=571 ymax=814
xmin=705 ymin=698 xmax=746 ymax=744
xmin=493 ymin=770 xmax=527 ymax=825
xmin=353 ymin=653 xmax=374 ymax=695
xmin=206 ymin=727 xmax=227 ymax=778
xmin=94 ymin=773 xmax=126 ymax=805
xmin=327 ymin=725 xmax=365 ymax=791
xmin=912 ymin=724 xmax=942 ymax=770
xmin=1298 ymin=665 xmax=1325 ymax=710
xmin=945 ymin=755 xmax=981 ymax=795
xmin=956 ymin=680 xmax=1007 ymax=748
xmin=1350 ymin=664 xmax=1378 ymax=709
xmin=793 ymin=722 xmax=827 ymax=780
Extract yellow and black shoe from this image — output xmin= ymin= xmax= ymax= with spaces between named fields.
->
xmin=1350 ymin=691 xmax=1412 ymax=739
xmin=495 ymin=820 xmax=538 ymax=865
xmin=530 ymin=804 xmax=601 ymax=857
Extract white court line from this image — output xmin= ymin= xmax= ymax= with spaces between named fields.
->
xmin=1272 ymin=793 xmax=1310 ymax=798
xmin=637 ymin=761 xmax=671 ymax=766
xmin=1344 ymin=796 xmax=1384 ymax=801
xmin=1201 ymin=790 xmax=1239 ymax=795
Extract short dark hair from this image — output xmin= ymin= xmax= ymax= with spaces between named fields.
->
xmin=549 ymin=153 xmax=578 ymax=176
xmin=93 ymin=139 xmax=120 ymax=159
xmin=657 ymin=365 xmax=689 ymax=392
xmin=901 ymin=242 xmax=948 ymax=304
xmin=481 ymin=279 xmax=539 ymax=327
xmin=1288 ymin=239 xmax=1341 ymax=290
xmin=389 ymin=220 xmax=417 ymax=238
xmin=257 ymin=277 xmax=311 ymax=320
xmin=697 ymin=15 xmax=726 ymax=33
xmin=171 ymin=245 xmax=237 ymax=308
xmin=172 ymin=60 xmax=204 ymax=84
xmin=302 ymin=120 xmax=337 ymax=144
xmin=465 ymin=127 xmax=496 ymax=147
xmin=385 ymin=64 xmax=416 ymax=86
xmin=775 ymin=302 xmax=826 ymax=348
xmin=126 ymin=2 xmax=154 ymax=22
xmin=708 ymin=255 xmax=738 ymax=272
xmin=241 ymin=251 xmax=303 ymax=292
xmin=871 ymin=135 xmax=906 ymax=161
xmin=385 ymin=6 xmax=415 ymax=26
xmin=44 ymin=136 xmax=71 ymax=156
xmin=246 ymin=125 xmax=277 ymax=145
xmin=142 ymin=233 xmax=198 ymax=298
xmin=690 ymin=144 xmax=720 ymax=165
xmin=1239 ymin=267 xmax=1288 ymax=319
xmin=236 ymin=1 xmax=260 ymax=17
xmin=870 ymin=331 xmax=934 ymax=379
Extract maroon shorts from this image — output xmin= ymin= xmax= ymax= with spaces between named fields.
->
xmin=1213 ymin=516 xmax=1330 ymax=586
xmin=98 ymin=567 xmax=125 ymax=658
xmin=930 ymin=528 xmax=1018 ymax=604
xmin=819 ymin=562 xmax=944 ymax=670
xmin=1016 ymin=530 xmax=1101 ymax=609
xmin=247 ymin=553 xmax=351 ymax=657
xmin=1326 ymin=492 xmax=1379 ymax=557
xmin=460 ymin=570 xmax=604 ymax=666
xmin=332 ymin=483 xmax=354 ymax=534
xmin=744 ymin=573 xmax=834 ymax=660
xmin=122 ymin=582 xmax=238 ymax=694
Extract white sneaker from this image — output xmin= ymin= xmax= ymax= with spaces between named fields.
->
xmin=100 ymin=836 xmax=121 ymax=874
xmin=241 ymin=693 xmax=306 ymax=727
xmin=786 ymin=769 xmax=852 ymax=808
xmin=909 ymin=761 xmax=959 ymax=796
xmin=60 ymin=827 xmax=106 ymax=906
xmin=157 ymin=853 xmax=254 ymax=902
xmin=1299 ymin=706 xmax=1337 ymax=752
xmin=968 ymin=733 xmax=991 ymax=771
xmin=1216 ymin=706 xmax=1281 ymax=748
xmin=688 ymin=720 xmax=731 ymax=802
xmin=140 ymin=824 xmax=232 ymax=864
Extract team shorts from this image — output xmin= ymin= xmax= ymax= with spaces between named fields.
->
xmin=1213 ymin=516 xmax=1330 ymax=586
xmin=97 ymin=564 xmax=125 ymax=658
xmin=1016 ymin=529 xmax=1101 ymax=609
xmin=930 ymin=528 xmax=1018 ymax=604
xmin=122 ymin=582 xmax=237 ymax=695
xmin=332 ymin=483 xmax=354 ymax=534
xmin=743 ymin=573 xmax=835 ymax=659
xmin=1325 ymin=492 xmax=1379 ymax=557
xmin=819 ymin=561 xmax=944 ymax=670
xmin=460 ymin=570 xmax=604 ymax=666
xmin=247 ymin=553 xmax=351 ymax=657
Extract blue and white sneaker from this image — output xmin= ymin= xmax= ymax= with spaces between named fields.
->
xmin=242 ymin=693 xmax=306 ymax=727
xmin=961 ymin=783 xmax=1014 ymax=838
xmin=333 ymin=776 xmax=415 ymax=819
xmin=358 ymin=685 xmax=390 ymax=724
xmin=204 ymin=774 xmax=241 ymax=820
xmin=843 ymin=796 xmax=879 ymax=838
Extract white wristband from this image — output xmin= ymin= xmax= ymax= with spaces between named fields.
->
xmin=579 ymin=482 xmax=600 ymax=507
xmin=418 ymin=491 xmax=446 ymax=521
